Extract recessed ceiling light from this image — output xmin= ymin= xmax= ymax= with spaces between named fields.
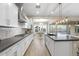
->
xmin=36 ymin=11 xmax=39 ymax=14
xmin=36 ymin=3 xmax=40 ymax=6
xmin=8 ymin=3 xmax=12 ymax=6
xmin=36 ymin=3 xmax=40 ymax=8
xmin=51 ymin=11 xmax=54 ymax=14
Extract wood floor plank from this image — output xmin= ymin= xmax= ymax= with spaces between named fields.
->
xmin=24 ymin=33 xmax=50 ymax=56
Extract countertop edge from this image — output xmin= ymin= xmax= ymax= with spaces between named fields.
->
xmin=0 ymin=33 xmax=32 ymax=53
xmin=46 ymin=35 xmax=79 ymax=41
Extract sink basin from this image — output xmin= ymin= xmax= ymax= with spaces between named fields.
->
xmin=48 ymin=33 xmax=56 ymax=36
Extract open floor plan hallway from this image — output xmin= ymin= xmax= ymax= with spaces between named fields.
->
xmin=24 ymin=33 xmax=50 ymax=56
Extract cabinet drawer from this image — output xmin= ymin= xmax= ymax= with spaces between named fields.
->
xmin=0 ymin=43 xmax=17 ymax=56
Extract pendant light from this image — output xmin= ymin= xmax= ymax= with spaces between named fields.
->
xmin=58 ymin=3 xmax=62 ymax=24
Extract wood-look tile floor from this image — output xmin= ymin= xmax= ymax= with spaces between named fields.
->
xmin=24 ymin=33 xmax=50 ymax=56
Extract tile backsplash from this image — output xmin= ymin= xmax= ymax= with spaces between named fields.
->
xmin=0 ymin=28 xmax=25 ymax=40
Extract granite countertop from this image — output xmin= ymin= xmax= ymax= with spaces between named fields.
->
xmin=47 ymin=33 xmax=79 ymax=41
xmin=0 ymin=33 xmax=32 ymax=53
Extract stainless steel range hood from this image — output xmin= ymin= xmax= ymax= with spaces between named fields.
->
xmin=15 ymin=3 xmax=27 ymax=23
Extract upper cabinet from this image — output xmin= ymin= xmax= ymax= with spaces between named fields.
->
xmin=0 ymin=3 xmax=32 ymax=29
xmin=0 ymin=3 xmax=18 ymax=27
xmin=0 ymin=4 xmax=7 ymax=26
xmin=7 ymin=4 xmax=18 ymax=27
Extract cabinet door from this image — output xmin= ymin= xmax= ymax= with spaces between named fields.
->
xmin=7 ymin=4 xmax=18 ymax=27
xmin=54 ymin=41 xmax=72 ymax=56
xmin=0 ymin=34 xmax=33 ymax=56
xmin=72 ymin=41 xmax=78 ymax=56
xmin=6 ymin=45 xmax=17 ymax=56
xmin=25 ymin=34 xmax=33 ymax=50
xmin=0 ymin=4 xmax=7 ymax=26
xmin=23 ymin=34 xmax=33 ymax=53
xmin=45 ymin=36 xmax=54 ymax=55
xmin=0 ymin=3 xmax=18 ymax=26
xmin=0 ymin=53 xmax=7 ymax=56
xmin=17 ymin=39 xmax=25 ymax=56
xmin=0 ymin=44 xmax=17 ymax=56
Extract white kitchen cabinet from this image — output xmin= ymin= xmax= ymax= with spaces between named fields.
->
xmin=7 ymin=4 xmax=18 ymax=27
xmin=17 ymin=34 xmax=33 ymax=56
xmin=0 ymin=4 xmax=7 ymax=26
xmin=6 ymin=44 xmax=17 ymax=56
xmin=0 ymin=50 xmax=7 ymax=56
xmin=0 ymin=43 xmax=17 ymax=56
xmin=45 ymin=36 xmax=55 ymax=55
xmin=0 ymin=34 xmax=33 ymax=56
xmin=54 ymin=41 xmax=73 ymax=56
xmin=25 ymin=34 xmax=33 ymax=48
xmin=0 ymin=3 xmax=18 ymax=27
xmin=54 ymin=41 xmax=79 ymax=56
xmin=72 ymin=41 xmax=79 ymax=56
xmin=16 ymin=36 xmax=28 ymax=56
xmin=17 ymin=40 xmax=25 ymax=56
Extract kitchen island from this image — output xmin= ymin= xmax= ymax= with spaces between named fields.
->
xmin=45 ymin=33 xmax=79 ymax=56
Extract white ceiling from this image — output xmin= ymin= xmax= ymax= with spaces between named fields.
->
xmin=23 ymin=3 xmax=56 ymax=17
xmin=22 ymin=3 xmax=79 ymax=23
xmin=23 ymin=3 xmax=79 ymax=17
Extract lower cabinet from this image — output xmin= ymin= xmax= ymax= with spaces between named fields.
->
xmin=45 ymin=36 xmax=54 ymax=55
xmin=0 ymin=34 xmax=33 ymax=56
xmin=17 ymin=40 xmax=26 ymax=56
xmin=72 ymin=41 xmax=79 ymax=56
xmin=54 ymin=41 xmax=73 ymax=56
xmin=17 ymin=34 xmax=33 ymax=56
xmin=0 ymin=43 xmax=17 ymax=56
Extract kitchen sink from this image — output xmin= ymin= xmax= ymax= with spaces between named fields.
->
xmin=48 ymin=33 xmax=56 ymax=36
